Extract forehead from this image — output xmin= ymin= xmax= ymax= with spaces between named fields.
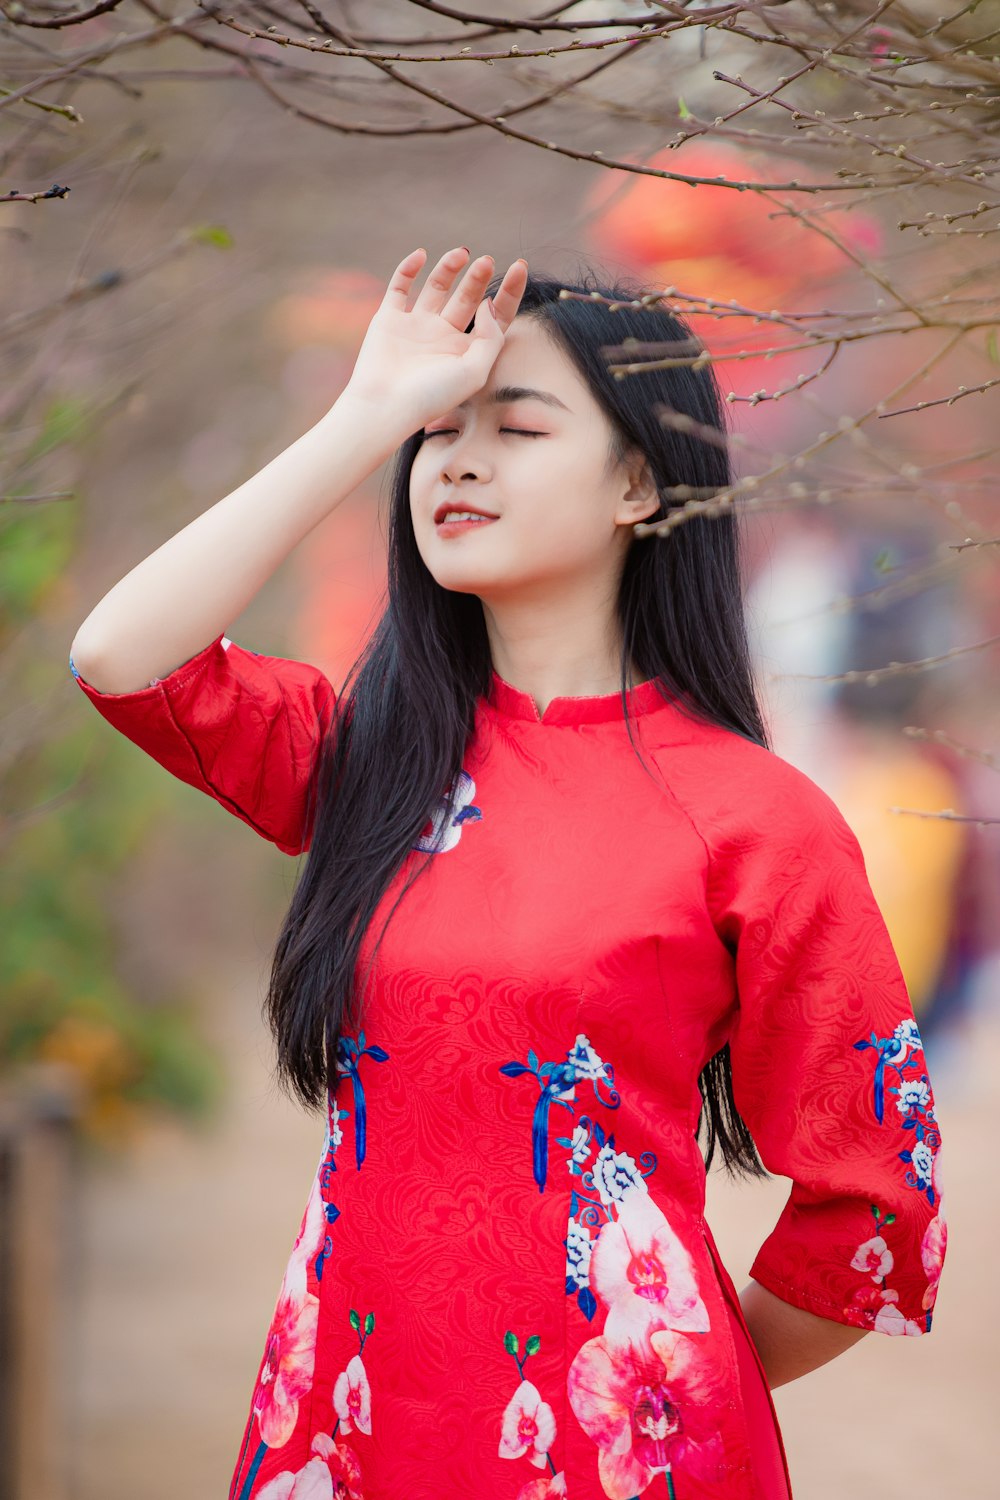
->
xmin=467 ymin=316 xmax=584 ymax=407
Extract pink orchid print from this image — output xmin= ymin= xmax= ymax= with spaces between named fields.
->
xmin=252 ymin=1286 xmax=321 ymax=1449
xmin=850 ymin=1235 xmax=894 ymax=1283
xmin=332 ymin=1353 xmax=373 ymax=1436
xmin=590 ymin=1189 xmax=710 ymax=1342
xmin=568 ymin=1327 xmax=725 ymax=1499
xmin=255 ymin=1431 xmax=364 ymax=1500
xmin=499 ymin=1378 xmax=558 ymax=1469
xmin=844 ymin=1208 xmax=925 ymax=1335
xmin=921 ymin=1211 xmax=947 ymax=1312
xmin=517 ymin=1472 xmax=568 ymax=1499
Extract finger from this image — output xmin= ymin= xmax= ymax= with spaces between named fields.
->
xmin=438 ymin=253 xmax=498 ymax=328
xmin=412 ymin=245 xmax=480 ymax=316
xmin=460 ymin=295 xmax=504 ymax=372
xmin=382 ymin=248 xmax=427 ymax=310
xmin=490 ymin=260 xmax=529 ymax=331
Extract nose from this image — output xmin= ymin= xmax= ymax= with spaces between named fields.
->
xmin=437 ymin=429 xmax=492 ymax=485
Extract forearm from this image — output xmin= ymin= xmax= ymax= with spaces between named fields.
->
xmin=70 ymin=390 xmax=408 ymax=694
xmin=739 ymin=1279 xmax=869 ymax=1389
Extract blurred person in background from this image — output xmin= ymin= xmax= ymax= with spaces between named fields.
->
xmin=749 ymin=514 xmax=996 ymax=1049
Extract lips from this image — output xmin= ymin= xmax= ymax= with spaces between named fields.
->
xmin=434 ymin=501 xmax=500 ymax=525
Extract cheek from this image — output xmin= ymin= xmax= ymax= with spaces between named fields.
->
xmin=408 ymin=467 xmax=431 ymax=520
xmin=508 ymin=496 xmax=619 ymax=577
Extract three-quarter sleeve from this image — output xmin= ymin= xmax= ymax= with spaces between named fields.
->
xmin=705 ymin=755 xmax=946 ymax=1336
xmin=69 ymin=633 xmax=337 ymax=856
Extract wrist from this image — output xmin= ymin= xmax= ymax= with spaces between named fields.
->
xmin=330 ymin=385 xmax=422 ymax=452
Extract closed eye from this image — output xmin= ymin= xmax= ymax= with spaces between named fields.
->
xmin=422 ymin=428 xmax=545 ymax=438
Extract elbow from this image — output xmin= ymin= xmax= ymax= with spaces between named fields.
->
xmin=69 ymin=629 xmax=106 ymax=689
xmin=68 ymin=632 xmax=145 ymax=695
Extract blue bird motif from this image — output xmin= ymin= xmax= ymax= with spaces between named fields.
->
xmin=853 ymin=1018 xmax=924 ymax=1125
xmin=333 ymin=1030 xmax=390 ymax=1170
xmin=499 ymin=1033 xmax=620 ymax=1194
xmin=498 ymin=1048 xmax=575 ymax=1193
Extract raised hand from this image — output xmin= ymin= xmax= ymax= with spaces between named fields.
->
xmin=344 ymin=246 xmax=529 ymax=432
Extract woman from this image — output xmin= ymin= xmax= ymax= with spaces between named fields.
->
xmin=69 ymin=246 xmax=947 ymax=1500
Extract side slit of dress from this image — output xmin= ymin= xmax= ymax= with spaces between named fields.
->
xmin=704 ymin=1221 xmax=793 ymax=1500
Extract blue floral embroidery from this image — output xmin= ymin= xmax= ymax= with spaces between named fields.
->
xmin=69 ymin=653 xmax=81 ymax=680
xmin=413 ymin=768 xmax=482 ymax=852
xmin=314 ymin=1031 xmax=389 ymax=1280
xmin=853 ymin=1017 xmax=920 ymax=1124
xmin=564 ymin=1216 xmax=596 ymax=1319
xmin=313 ymin=1107 xmax=344 ymax=1282
xmin=333 ymin=1030 xmax=390 ymax=1171
xmin=501 ymin=1033 xmax=658 ymax=1325
xmin=854 ymin=1017 xmax=940 ymax=1205
xmin=499 ymin=1046 xmax=576 ymax=1193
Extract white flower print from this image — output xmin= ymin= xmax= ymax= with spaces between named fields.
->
xmin=910 ymin=1139 xmax=935 ymax=1190
xmin=569 ymin=1122 xmax=593 ymax=1164
xmin=498 ymin=1379 xmax=557 ymax=1468
xmin=874 ymin=1299 xmax=924 ymax=1336
xmin=569 ymin=1123 xmax=590 ymax=1169
xmin=591 ymin=1142 xmax=648 ymax=1208
xmin=414 ymin=769 xmax=482 ymax=853
xmin=895 ymin=1078 xmax=931 ymax=1116
xmin=568 ymin=1034 xmax=611 ymax=1086
xmin=332 ymin=1353 xmax=372 ymax=1435
xmin=850 ymin=1235 xmax=894 ymax=1282
xmin=321 ymin=1106 xmax=344 ymax=1156
xmin=892 ymin=1019 xmax=923 ymax=1055
xmin=565 ymin=1218 xmax=593 ymax=1290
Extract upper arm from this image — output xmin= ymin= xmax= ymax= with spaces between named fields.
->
xmin=70 ymin=633 xmax=337 ymax=855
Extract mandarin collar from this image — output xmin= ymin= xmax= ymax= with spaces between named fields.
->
xmin=483 ymin=669 xmax=678 ymax=726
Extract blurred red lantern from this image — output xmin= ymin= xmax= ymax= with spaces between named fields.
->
xmin=583 ymin=143 xmax=882 ymax=403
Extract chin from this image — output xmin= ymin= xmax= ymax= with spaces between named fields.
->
xmin=419 ymin=551 xmax=505 ymax=596
xmin=429 ymin=570 xmax=498 ymax=598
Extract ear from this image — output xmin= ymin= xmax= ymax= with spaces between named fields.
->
xmin=614 ymin=451 xmax=660 ymax=528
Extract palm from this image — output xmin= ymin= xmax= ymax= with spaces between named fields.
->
xmin=370 ymin=306 xmax=471 ymax=367
xmin=345 ymin=246 xmax=528 ymax=427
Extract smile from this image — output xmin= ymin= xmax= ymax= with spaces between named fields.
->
xmin=435 ymin=513 xmax=499 ymax=536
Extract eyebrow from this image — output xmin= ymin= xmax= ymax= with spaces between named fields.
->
xmin=454 ymin=385 xmax=571 ymax=414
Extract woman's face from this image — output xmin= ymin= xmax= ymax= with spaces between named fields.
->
xmin=408 ymin=315 xmax=658 ymax=606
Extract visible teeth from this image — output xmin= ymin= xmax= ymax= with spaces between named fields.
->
xmin=441 ymin=511 xmax=493 ymax=523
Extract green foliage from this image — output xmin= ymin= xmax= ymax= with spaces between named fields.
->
xmin=1 ymin=450 xmax=225 ymax=1148
xmin=0 ymin=718 xmax=225 ymax=1144
xmin=0 ymin=496 xmax=76 ymax=622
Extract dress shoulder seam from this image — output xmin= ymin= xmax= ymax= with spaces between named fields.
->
xmin=643 ymin=743 xmax=715 ymax=878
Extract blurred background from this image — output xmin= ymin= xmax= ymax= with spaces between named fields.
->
xmin=2 ymin=3 xmax=998 ymax=1497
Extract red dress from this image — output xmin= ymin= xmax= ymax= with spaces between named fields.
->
xmin=71 ymin=635 xmax=947 ymax=1500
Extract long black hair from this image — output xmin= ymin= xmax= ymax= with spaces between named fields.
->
xmin=264 ymin=263 xmax=771 ymax=1180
